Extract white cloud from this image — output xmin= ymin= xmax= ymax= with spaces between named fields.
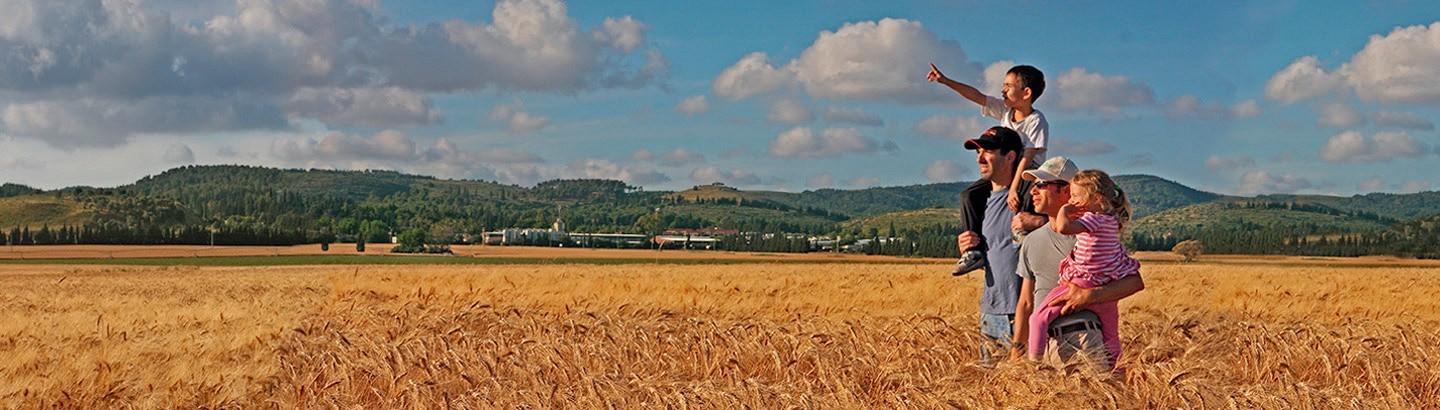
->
xmin=595 ymin=16 xmax=646 ymax=52
xmin=768 ymin=127 xmax=894 ymax=159
xmin=1401 ymin=180 xmax=1433 ymax=193
xmin=1317 ymin=102 xmax=1365 ymax=127
xmin=1051 ymin=139 xmax=1116 ymax=156
xmin=981 ymin=60 xmax=1014 ymax=97
xmin=820 ymin=106 xmax=883 ymax=126
xmin=915 ymin=114 xmax=985 ymax=141
xmin=806 ymin=173 xmax=835 ymax=188
xmin=1345 ymin=22 xmax=1440 ymax=104
xmin=690 ymin=166 xmax=759 ymax=186
xmin=676 ymin=95 xmax=710 ymax=115
xmin=659 ymin=148 xmax=705 ymax=167
xmin=1237 ymin=171 xmax=1314 ymax=195
xmin=273 ymin=130 xmax=417 ymax=162
xmin=712 ymin=52 xmax=796 ymax=100
xmin=1373 ymin=110 xmax=1435 ymax=130
xmin=848 ymin=176 xmax=880 ymax=188
xmin=714 ymin=18 xmax=981 ymax=103
xmin=0 ymin=0 xmax=663 ymax=148
xmin=489 ymin=103 xmax=549 ymax=134
xmin=1319 ymin=131 xmax=1428 ymax=163
xmin=164 ymin=143 xmax=195 ymax=164
xmin=767 ymin=98 xmax=814 ymax=124
xmin=1232 ymin=100 xmax=1261 ymax=118
xmin=1358 ymin=177 xmax=1387 ymax=192
xmin=285 ymin=87 xmax=440 ymax=128
xmin=1204 ymin=155 xmax=1257 ymax=171
xmin=1264 ymin=56 xmax=1345 ymax=104
xmin=924 ymin=160 xmax=963 ymax=182
xmin=1052 ymin=68 xmax=1155 ymax=115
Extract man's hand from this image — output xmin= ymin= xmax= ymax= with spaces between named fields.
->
xmin=1046 ymin=281 xmax=1096 ymax=315
xmin=1012 ymin=212 xmax=1047 ymax=233
xmin=927 ymin=63 xmax=945 ymax=83
xmin=956 ymin=231 xmax=981 ymax=252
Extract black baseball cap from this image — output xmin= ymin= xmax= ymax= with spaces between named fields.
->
xmin=964 ymin=126 xmax=1024 ymax=152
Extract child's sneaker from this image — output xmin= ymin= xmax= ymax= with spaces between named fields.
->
xmin=951 ymin=250 xmax=986 ymax=276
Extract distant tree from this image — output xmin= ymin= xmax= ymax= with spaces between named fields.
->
xmin=1173 ymin=239 xmax=1204 ymax=262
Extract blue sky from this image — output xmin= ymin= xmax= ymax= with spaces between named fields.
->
xmin=2 ymin=0 xmax=1438 ymax=196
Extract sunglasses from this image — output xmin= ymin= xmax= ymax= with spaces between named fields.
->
xmin=1035 ymin=180 xmax=1069 ymax=188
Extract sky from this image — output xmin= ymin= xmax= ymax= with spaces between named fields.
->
xmin=1 ymin=0 xmax=1439 ymax=196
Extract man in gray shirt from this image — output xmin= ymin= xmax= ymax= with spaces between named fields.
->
xmin=1011 ymin=156 xmax=1145 ymax=368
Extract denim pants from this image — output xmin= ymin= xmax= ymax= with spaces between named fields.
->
xmin=979 ymin=313 xmax=1015 ymax=365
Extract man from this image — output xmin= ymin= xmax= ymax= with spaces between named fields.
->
xmin=954 ymin=126 xmax=1048 ymax=363
xmin=1011 ymin=156 xmax=1145 ymax=369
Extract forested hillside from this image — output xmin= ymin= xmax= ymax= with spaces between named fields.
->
xmin=2 ymin=165 xmax=1438 ymax=258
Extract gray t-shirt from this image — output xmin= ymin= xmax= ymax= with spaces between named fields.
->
xmin=1017 ymin=221 xmax=1078 ymax=302
xmin=979 ymin=186 xmax=1022 ymax=315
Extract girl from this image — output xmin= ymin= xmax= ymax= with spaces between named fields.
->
xmin=1027 ymin=169 xmax=1138 ymax=366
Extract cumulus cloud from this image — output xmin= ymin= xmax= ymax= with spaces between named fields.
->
xmin=767 ymin=98 xmax=814 ymax=124
xmin=1358 ymin=177 xmax=1387 ymax=192
xmin=1051 ymin=139 xmax=1116 ymax=156
xmin=1373 ymin=110 xmax=1435 ymax=130
xmin=915 ymin=114 xmax=985 ymax=141
xmin=489 ymin=103 xmax=549 ymax=133
xmin=285 ymin=87 xmax=440 ymax=127
xmin=1267 ymin=22 xmax=1440 ymax=105
xmin=1237 ymin=171 xmax=1314 ymax=195
xmin=848 ymin=176 xmax=880 ymax=189
xmin=1165 ymin=95 xmax=1261 ymax=120
xmin=1051 ymin=68 xmax=1155 ymax=116
xmin=714 ymin=18 xmax=980 ymax=103
xmin=1401 ymin=180 xmax=1433 ymax=193
xmin=981 ymin=60 xmax=1013 ymax=97
xmin=1264 ymin=56 xmax=1346 ymax=104
xmin=690 ymin=166 xmax=759 ymax=186
xmin=769 ymin=127 xmax=895 ymax=159
xmin=821 ymin=106 xmax=883 ymax=126
xmin=659 ymin=148 xmax=705 ymax=167
xmin=273 ymin=130 xmax=417 ymax=162
xmin=1319 ymin=131 xmax=1429 ymax=163
xmin=1204 ymin=155 xmax=1257 ymax=171
xmin=924 ymin=160 xmax=963 ymax=182
xmin=164 ymin=143 xmax=195 ymax=164
xmin=676 ymin=94 xmax=709 ymax=115
xmin=806 ymin=173 xmax=835 ymax=188
xmin=0 ymin=0 xmax=663 ymax=147
xmin=1317 ymin=102 xmax=1365 ymax=127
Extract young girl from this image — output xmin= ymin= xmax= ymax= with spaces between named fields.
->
xmin=1027 ymin=169 xmax=1138 ymax=366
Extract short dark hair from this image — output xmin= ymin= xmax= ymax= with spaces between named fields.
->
xmin=987 ymin=126 xmax=1024 ymax=170
xmin=1008 ymin=65 xmax=1045 ymax=102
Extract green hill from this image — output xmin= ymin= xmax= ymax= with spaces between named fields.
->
xmin=839 ymin=208 xmax=959 ymax=236
xmin=1253 ymin=192 xmax=1440 ymax=220
xmin=0 ymin=195 xmax=92 ymax=229
xmin=1112 ymin=175 xmax=1224 ymax=219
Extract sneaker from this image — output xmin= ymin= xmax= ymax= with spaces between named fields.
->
xmin=951 ymin=250 xmax=986 ymax=276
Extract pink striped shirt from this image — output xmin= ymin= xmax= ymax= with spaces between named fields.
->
xmin=1059 ymin=212 xmax=1140 ymax=287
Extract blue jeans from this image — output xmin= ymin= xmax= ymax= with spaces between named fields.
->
xmin=979 ymin=313 xmax=1015 ymax=365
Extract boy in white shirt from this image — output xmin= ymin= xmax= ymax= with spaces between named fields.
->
xmin=928 ymin=63 xmax=1049 ymax=274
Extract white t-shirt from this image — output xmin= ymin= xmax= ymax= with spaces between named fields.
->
xmin=983 ymin=96 xmax=1049 ymax=165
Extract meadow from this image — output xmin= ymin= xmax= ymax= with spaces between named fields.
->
xmin=2 ymin=254 xmax=1438 ymax=408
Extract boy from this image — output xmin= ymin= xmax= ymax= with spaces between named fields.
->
xmin=928 ymin=63 xmax=1049 ymax=275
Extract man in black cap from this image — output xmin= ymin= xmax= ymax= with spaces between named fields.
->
xmin=955 ymin=126 xmax=1049 ymax=363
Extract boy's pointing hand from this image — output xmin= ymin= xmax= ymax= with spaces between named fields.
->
xmin=927 ymin=63 xmax=944 ymax=82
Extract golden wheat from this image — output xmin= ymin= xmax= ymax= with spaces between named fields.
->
xmin=1 ymin=261 xmax=1437 ymax=408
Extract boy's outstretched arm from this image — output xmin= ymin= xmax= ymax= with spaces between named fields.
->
xmin=928 ymin=63 xmax=986 ymax=106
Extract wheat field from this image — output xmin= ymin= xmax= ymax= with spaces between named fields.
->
xmin=2 ymin=260 xmax=1438 ymax=408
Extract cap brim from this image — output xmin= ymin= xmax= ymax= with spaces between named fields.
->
xmin=963 ymin=139 xmax=994 ymax=150
xmin=1023 ymin=169 xmax=1061 ymax=182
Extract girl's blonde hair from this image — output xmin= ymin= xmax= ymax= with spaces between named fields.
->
xmin=1071 ymin=169 xmax=1132 ymax=229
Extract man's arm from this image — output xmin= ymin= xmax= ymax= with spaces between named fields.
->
xmin=1011 ymin=278 xmax=1035 ymax=360
xmin=928 ymin=63 xmax=986 ymax=106
xmin=1047 ymin=274 xmax=1145 ymax=315
xmin=1012 ymin=212 xmax=1048 ymax=234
